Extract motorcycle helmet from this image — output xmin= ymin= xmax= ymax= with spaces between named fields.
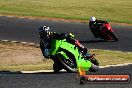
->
xmin=89 ymin=17 xmax=96 ymax=22
xmin=39 ymin=26 xmax=50 ymax=38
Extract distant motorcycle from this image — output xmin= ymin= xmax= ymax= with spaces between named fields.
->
xmin=92 ymin=23 xmax=118 ymax=41
xmin=39 ymin=31 xmax=99 ymax=73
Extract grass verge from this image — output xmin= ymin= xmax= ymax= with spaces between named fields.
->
xmin=0 ymin=0 xmax=131 ymax=24
xmin=0 ymin=42 xmax=132 ymax=71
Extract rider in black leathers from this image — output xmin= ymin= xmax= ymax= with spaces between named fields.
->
xmin=89 ymin=17 xmax=108 ymax=38
xmin=39 ymin=26 xmax=92 ymax=59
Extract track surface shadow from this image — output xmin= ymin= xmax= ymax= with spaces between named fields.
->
xmin=0 ymin=71 xmax=69 ymax=74
xmin=0 ymin=71 xmax=22 ymax=74
xmin=79 ymin=39 xmax=116 ymax=43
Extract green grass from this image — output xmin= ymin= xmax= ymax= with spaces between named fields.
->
xmin=0 ymin=0 xmax=131 ymax=23
xmin=90 ymin=49 xmax=132 ymax=66
xmin=0 ymin=42 xmax=132 ymax=71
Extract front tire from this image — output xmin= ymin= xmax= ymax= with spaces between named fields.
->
xmin=57 ymin=52 xmax=77 ymax=73
xmin=108 ymin=32 xmax=118 ymax=41
xmin=53 ymin=63 xmax=62 ymax=73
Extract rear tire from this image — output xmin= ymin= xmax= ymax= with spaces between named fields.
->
xmin=89 ymin=58 xmax=99 ymax=72
xmin=79 ymin=76 xmax=87 ymax=84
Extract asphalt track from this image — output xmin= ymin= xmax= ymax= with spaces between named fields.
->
xmin=0 ymin=16 xmax=132 ymax=88
xmin=0 ymin=16 xmax=132 ymax=52
xmin=0 ymin=65 xmax=132 ymax=88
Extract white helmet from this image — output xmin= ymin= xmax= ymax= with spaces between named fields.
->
xmin=39 ymin=26 xmax=50 ymax=36
xmin=43 ymin=26 xmax=49 ymax=32
xmin=89 ymin=17 xmax=96 ymax=22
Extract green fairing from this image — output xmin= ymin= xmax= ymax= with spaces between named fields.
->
xmin=49 ymin=39 xmax=92 ymax=71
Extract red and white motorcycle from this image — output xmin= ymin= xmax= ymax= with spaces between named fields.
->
xmin=92 ymin=23 xmax=118 ymax=41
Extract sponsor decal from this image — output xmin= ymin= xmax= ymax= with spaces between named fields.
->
xmin=76 ymin=66 xmax=130 ymax=84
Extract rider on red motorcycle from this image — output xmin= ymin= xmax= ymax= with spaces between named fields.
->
xmin=89 ymin=17 xmax=108 ymax=38
xmin=39 ymin=26 xmax=93 ymax=59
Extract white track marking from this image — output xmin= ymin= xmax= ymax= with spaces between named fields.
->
xmin=21 ymin=69 xmax=66 ymax=73
xmin=21 ymin=63 xmax=132 ymax=73
xmin=100 ymin=63 xmax=132 ymax=68
xmin=1 ymin=40 xmax=9 ymax=42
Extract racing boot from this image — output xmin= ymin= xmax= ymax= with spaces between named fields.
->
xmin=85 ymin=53 xmax=95 ymax=60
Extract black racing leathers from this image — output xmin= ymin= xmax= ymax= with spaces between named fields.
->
xmin=41 ymin=32 xmax=87 ymax=54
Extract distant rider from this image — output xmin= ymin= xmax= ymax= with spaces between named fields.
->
xmin=39 ymin=26 xmax=93 ymax=59
xmin=89 ymin=17 xmax=108 ymax=38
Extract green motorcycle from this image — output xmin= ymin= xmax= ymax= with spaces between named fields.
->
xmin=39 ymin=29 xmax=99 ymax=73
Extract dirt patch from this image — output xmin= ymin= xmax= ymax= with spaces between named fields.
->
xmin=0 ymin=14 xmax=85 ymax=23
xmin=0 ymin=42 xmax=52 ymax=66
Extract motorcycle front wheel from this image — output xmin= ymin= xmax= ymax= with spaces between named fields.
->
xmin=56 ymin=52 xmax=77 ymax=73
xmin=108 ymin=32 xmax=118 ymax=41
